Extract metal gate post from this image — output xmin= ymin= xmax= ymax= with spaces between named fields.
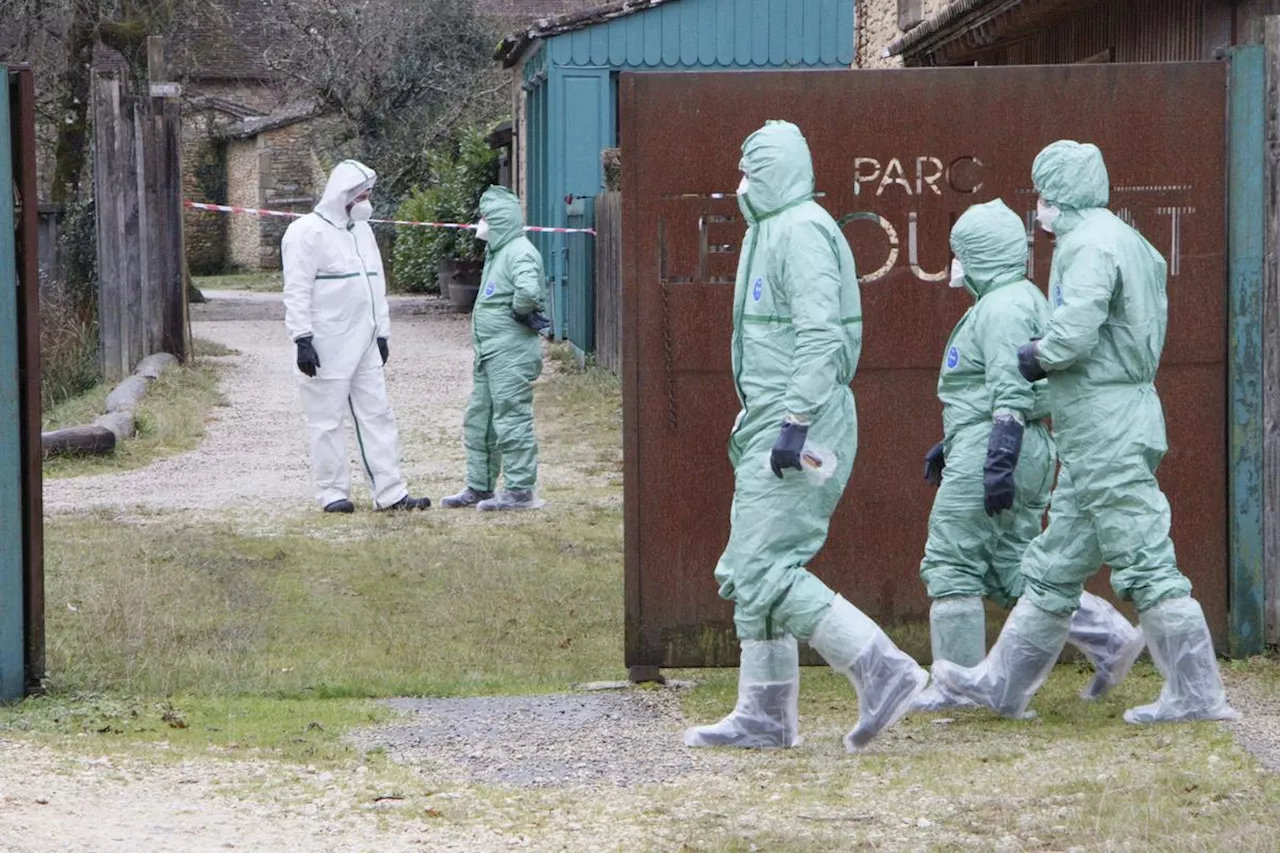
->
xmin=1227 ymin=44 xmax=1267 ymax=657
xmin=0 ymin=68 xmax=25 ymax=700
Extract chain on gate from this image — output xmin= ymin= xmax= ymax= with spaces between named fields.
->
xmin=658 ymin=218 xmax=678 ymax=431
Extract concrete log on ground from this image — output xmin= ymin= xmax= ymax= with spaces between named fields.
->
xmin=134 ymin=352 xmax=178 ymax=379
xmin=104 ymin=375 xmax=150 ymax=413
xmin=93 ymin=411 xmax=136 ymax=443
xmin=41 ymin=426 xmax=116 ymax=458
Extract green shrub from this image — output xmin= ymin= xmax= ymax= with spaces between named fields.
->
xmin=390 ymin=125 xmax=499 ymax=293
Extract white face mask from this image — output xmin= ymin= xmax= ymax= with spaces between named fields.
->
xmin=475 ymin=219 xmax=490 ymax=241
xmin=948 ymin=257 xmax=966 ymax=289
xmin=1035 ymin=198 xmax=1060 ymax=234
xmin=737 ymin=175 xmax=749 ymax=196
xmin=350 ymin=200 xmax=373 ymax=222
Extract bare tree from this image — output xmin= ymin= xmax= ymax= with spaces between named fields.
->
xmin=241 ymin=0 xmax=506 ymax=200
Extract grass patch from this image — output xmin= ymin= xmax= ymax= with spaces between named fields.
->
xmin=0 ymin=694 xmax=389 ymax=765
xmin=43 ymin=504 xmax=625 ymax=698
xmin=42 ymin=359 xmax=224 ymax=479
xmin=193 ymin=271 xmax=283 ymax=292
xmin=193 ymin=336 xmax=239 ymax=358
xmin=671 ymin=657 xmax=1280 ymax=852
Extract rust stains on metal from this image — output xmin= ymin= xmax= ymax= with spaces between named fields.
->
xmin=621 ymin=63 xmax=1229 ymax=668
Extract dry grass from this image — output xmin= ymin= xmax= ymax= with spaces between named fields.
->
xmin=192 ymin=271 xmax=283 ymax=292
xmin=17 ymin=355 xmax=1280 ymax=851
xmin=42 ymin=357 xmax=225 ymax=479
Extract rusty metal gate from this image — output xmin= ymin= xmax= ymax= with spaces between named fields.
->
xmin=621 ymin=62 xmax=1228 ymax=669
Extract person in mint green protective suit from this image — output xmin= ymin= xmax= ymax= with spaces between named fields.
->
xmin=440 ymin=186 xmax=548 ymax=512
xmin=911 ymin=199 xmax=1145 ymax=713
xmin=933 ymin=141 xmax=1238 ymax=724
xmin=683 ymin=121 xmax=928 ymax=753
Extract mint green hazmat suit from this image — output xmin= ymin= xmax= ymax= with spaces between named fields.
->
xmin=463 ymin=186 xmax=544 ymax=494
xmin=685 ymin=121 xmax=927 ymax=753
xmin=932 ymin=142 xmax=1237 ymax=724
xmin=919 ymin=200 xmax=1055 ymax=617
xmin=913 ymin=200 xmax=1144 ymax=712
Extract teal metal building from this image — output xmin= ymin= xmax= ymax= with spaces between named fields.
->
xmin=495 ymin=0 xmax=855 ymax=347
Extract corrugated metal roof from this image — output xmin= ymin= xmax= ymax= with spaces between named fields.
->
xmin=496 ymin=0 xmax=682 ymax=66
xmin=499 ymin=0 xmax=854 ymax=69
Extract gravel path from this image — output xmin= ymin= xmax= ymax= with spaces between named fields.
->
xmin=1226 ymin=670 xmax=1280 ymax=774
xmin=354 ymin=688 xmax=736 ymax=789
xmin=42 ymin=290 xmax=477 ymax=524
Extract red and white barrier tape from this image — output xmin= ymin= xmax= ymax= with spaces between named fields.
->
xmin=183 ymin=200 xmax=596 ymax=235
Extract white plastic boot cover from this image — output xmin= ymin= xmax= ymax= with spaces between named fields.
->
xmin=1067 ymin=590 xmax=1146 ymax=700
xmin=810 ymin=595 xmax=928 ymax=751
xmin=931 ymin=598 xmax=1070 ymax=720
xmin=684 ymin=637 xmax=801 ymax=747
xmin=1124 ymin=597 xmax=1239 ymax=724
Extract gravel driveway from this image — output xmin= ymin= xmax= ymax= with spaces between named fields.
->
xmin=42 ymin=290 xmax=476 ymax=524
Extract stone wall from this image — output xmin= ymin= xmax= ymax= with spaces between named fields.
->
xmin=182 ymin=109 xmax=231 ymax=274
xmin=859 ymin=0 xmax=948 ymax=68
xmin=225 ymin=137 xmax=261 ymax=270
xmin=219 ymin=115 xmax=341 ymax=272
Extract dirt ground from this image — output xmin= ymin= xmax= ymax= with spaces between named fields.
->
xmin=8 ymin=291 xmax=1278 ymax=853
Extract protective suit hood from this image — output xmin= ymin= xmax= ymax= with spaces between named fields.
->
xmin=1031 ymin=140 xmax=1109 ymax=215
xmin=315 ymin=159 xmax=377 ymax=229
xmin=478 ymin=185 xmax=525 ymax=251
xmin=949 ymin=199 xmax=1029 ymax=299
xmin=737 ymin=121 xmax=815 ymax=223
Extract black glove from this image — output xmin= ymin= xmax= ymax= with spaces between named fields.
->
xmin=923 ymin=441 xmax=946 ymax=487
xmin=1017 ymin=338 xmax=1047 ymax=382
xmin=296 ymin=336 xmax=320 ymax=377
xmin=770 ymin=421 xmax=808 ymax=479
xmin=983 ymin=415 xmax=1024 ymax=516
xmin=512 ymin=310 xmax=551 ymax=333
xmin=377 ymin=337 xmax=389 ymax=365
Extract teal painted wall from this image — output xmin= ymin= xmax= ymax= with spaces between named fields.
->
xmin=1227 ymin=45 xmax=1266 ymax=657
xmin=522 ymin=0 xmax=854 ymax=338
xmin=0 ymin=69 xmax=25 ymax=700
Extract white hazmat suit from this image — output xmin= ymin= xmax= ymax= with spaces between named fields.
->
xmin=281 ymin=159 xmax=427 ymax=512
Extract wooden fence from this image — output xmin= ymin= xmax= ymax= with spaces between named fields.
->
xmin=593 ymin=191 xmax=622 ymax=374
xmin=92 ymin=37 xmax=189 ymax=381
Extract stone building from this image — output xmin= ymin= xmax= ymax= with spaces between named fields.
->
xmin=172 ymin=0 xmax=330 ymax=273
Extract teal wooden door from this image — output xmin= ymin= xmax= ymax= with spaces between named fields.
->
xmin=564 ymin=197 xmax=595 ymax=356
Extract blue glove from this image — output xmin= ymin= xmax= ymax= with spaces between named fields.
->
xmin=770 ymin=421 xmax=808 ymax=478
xmin=1017 ymin=338 xmax=1047 ymax=382
xmin=923 ymin=441 xmax=945 ymax=487
xmin=377 ymin=337 xmax=389 ymax=365
xmin=983 ymin=415 xmax=1023 ymax=516
xmin=513 ymin=310 xmax=551 ymax=333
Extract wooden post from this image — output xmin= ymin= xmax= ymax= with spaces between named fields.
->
xmin=1265 ymin=16 xmax=1280 ymax=647
xmin=92 ymin=68 xmax=144 ymax=382
xmin=147 ymin=36 xmax=189 ymax=362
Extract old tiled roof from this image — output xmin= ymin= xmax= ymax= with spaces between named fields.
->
xmin=213 ymin=98 xmax=324 ymax=140
xmin=494 ymin=0 xmax=680 ymax=66
xmin=170 ymin=0 xmax=280 ymax=81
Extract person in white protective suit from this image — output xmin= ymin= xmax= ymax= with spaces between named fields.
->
xmin=281 ymin=159 xmax=431 ymax=513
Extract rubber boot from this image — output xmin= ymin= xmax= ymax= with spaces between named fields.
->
xmin=1123 ymin=597 xmax=1240 ymax=724
xmin=684 ymin=637 xmax=800 ymax=748
xmin=808 ymin=595 xmax=928 ymax=752
xmin=440 ymin=487 xmax=493 ymax=508
xmin=1067 ymin=591 xmax=1146 ymax=700
xmin=379 ymin=494 xmax=431 ymax=511
xmin=911 ymin=596 xmax=983 ymax=712
xmin=323 ymin=499 xmax=354 ymax=513
xmin=931 ymin=598 xmax=1070 ymax=720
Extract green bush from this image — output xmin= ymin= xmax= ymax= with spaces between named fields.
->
xmin=390 ymin=126 xmax=499 ymax=293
